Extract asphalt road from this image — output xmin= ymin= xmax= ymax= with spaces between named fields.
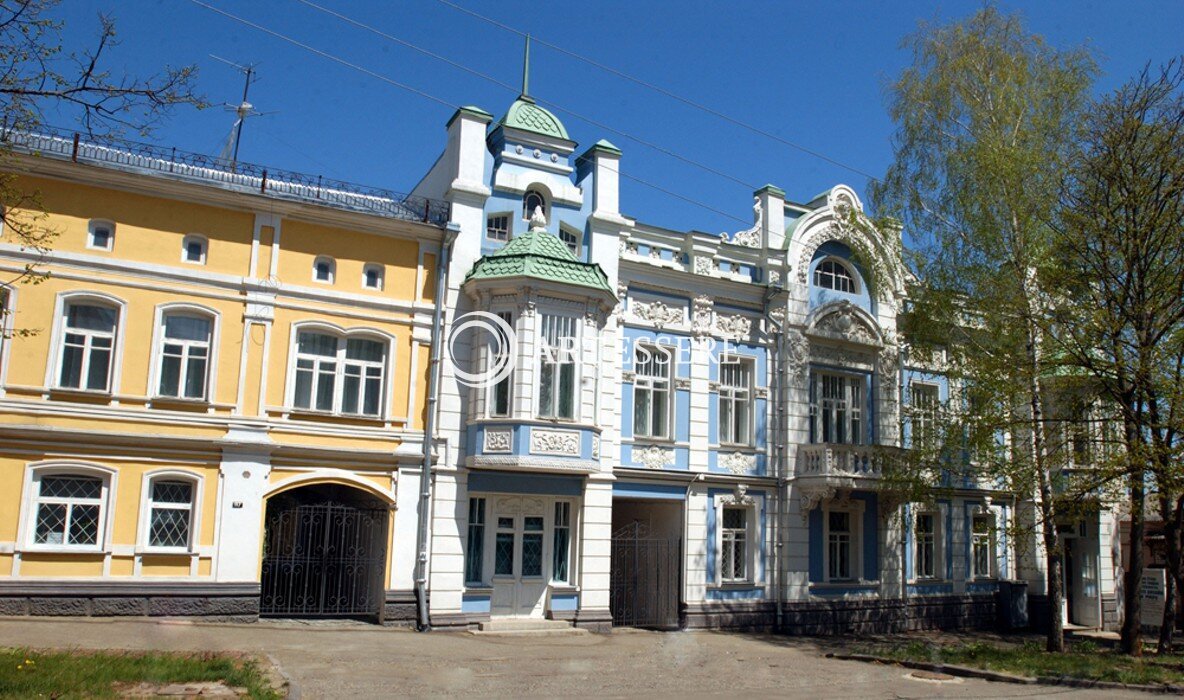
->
xmin=0 ymin=617 xmax=1149 ymax=698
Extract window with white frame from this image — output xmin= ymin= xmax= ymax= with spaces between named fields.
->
xmin=719 ymin=357 xmax=753 ymax=445
xmin=29 ymin=472 xmax=108 ymax=548
xmin=553 ymin=501 xmax=571 ymax=583
xmin=486 ymin=213 xmax=510 ymax=242
xmin=87 ymin=220 xmax=114 ymax=251
xmin=58 ymin=301 xmax=118 ymax=392
xmin=558 ymin=227 xmax=580 ymax=256
xmin=972 ymin=515 xmax=994 ymax=578
xmin=292 ymin=330 xmax=386 ymax=416
xmin=488 ymin=311 xmax=513 ymax=417
xmin=813 ymin=258 xmax=857 ymax=293
xmin=156 ymin=313 xmax=212 ymax=400
xmin=826 ymin=510 xmax=855 ymax=581
xmin=465 ymin=497 xmax=486 ymax=584
xmin=522 ymin=188 xmax=547 ymax=221
xmin=144 ymin=477 xmax=195 ymax=550
xmin=362 ymin=263 xmax=384 ymax=291
xmin=720 ymin=506 xmax=750 ymax=582
xmin=811 ymin=372 xmax=864 ymax=445
xmin=538 ymin=313 xmax=576 ymax=420
xmin=632 ymin=345 xmax=671 ymax=439
xmin=182 ymin=235 xmax=207 ymax=264
xmin=910 ymin=382 xmax=940 ymax=449
xmin=914 ymin=512 xmax=938 ymax=579
xmin=312 ymin=256 xmax=335 ymax=284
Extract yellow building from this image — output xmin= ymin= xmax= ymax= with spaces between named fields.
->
xmin=0 ymin=130 xmax=448 ymax=621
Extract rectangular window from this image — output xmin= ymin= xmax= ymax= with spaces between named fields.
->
xmin=293 ymin=332 xmax=385 ymax=417
xmin=147 ymin=480 xmax=194 ymax=549
xmin=486 ymin=214 xmax=510 ymax=242
xmin=341 ymin=338 xmax=385 ymax=416
xmin=465 ymin=498 xmax=486 ymax=584
xmin=158 ymin=314 xmax=212 ymax=400
xmin=720 ymin=507 xmax=749 ymax=582
xmin=522 ymin=516 xmax=544 ymax=577
xmin=489 ymin=311 xmax=513 ymax=417
xmin=88 ymin=222 xmax=113 ymax=250
xmin=538 ymin=314 xmax=576 ymax=420
xmin=972 ymin=516 xmax=993 ymax=578
xmin=33 ymin=475 xmax=103 ymax=547
xmin=553 ymin=501 xmax=571 ymax=583
xmin=827 ymin=510 xmax=853 ymax=581
xmin=812 ymin=372 xmax=865 ymax=445
xmin=495 ymin=516 xmax=514 ymax=576
xmin=632 ymin=345 xmax=671 ymax=439
xmin=719 ymin=358 xmax=753 ymax=445
xmin=911 ymin=382 xmax=940 ymax=449
xmin=59 ymin=303 xmax=118 ymax=392
xmin=915 ymin=513 xmax=936 ymax=579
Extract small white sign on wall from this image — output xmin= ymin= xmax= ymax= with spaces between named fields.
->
xmin=1140 ymin=569 xmax=1167 ymax=628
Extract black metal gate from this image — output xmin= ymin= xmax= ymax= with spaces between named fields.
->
xmin=610 ymin=521 xmax=681 ymax=628
xmin=260 ymin=499 xmax=388 ymax=617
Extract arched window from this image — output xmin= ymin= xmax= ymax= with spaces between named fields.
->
xmin=522 ymin=188 xmax=548 ymax=222
xmin=362 ymin=263 xmax=384 ymax=291
xmin=182 ymin=235 xmax=207 ymax=265
xmin=813 ymin=258 xmax=858 ymax=294
xmin=87 ymin=220 xmax=115 ymax=251
xmin=291 ymin=328 xmax=387 ymax=417
xmin=312 ymin=256 xmax=336 ymax=284
xmin=140 ymin=472 xmax=199 ymax=551
xmin=155 ymin=311 xmax=214 ymax=400
xmin=22 ymin=463 xmax=115 ymax=551
xmin=57 ymin=300 xmax=119 ymax=392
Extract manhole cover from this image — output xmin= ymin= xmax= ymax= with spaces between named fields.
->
xmin=907 ymin=670 xmax=960 ymax=683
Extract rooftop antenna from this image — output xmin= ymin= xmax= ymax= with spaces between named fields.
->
xmin=211 ymin=55 xmax=262 ymax=168
xmin=520 ymin=34 xmax=531 ymax=101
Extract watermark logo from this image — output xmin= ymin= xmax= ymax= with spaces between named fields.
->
xmin=448 ymin=311 xmax=518 ymax=388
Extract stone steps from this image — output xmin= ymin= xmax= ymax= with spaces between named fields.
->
xmin=474 ymin=618 xmax=587 ymax=636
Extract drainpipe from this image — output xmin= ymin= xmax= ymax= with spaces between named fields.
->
xmin=763 ymin=284 xmax=785 ymax=632
xmin=415 ymin=222 xmax=459 ymax=632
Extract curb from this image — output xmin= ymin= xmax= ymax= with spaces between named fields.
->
xmin=263 ymin=652 xmax=299 ymax=699
xmin=826 ymin=652 xmax=1184 ymax=695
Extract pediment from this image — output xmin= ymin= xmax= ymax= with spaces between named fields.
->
xmin=806 ymin=301 xmax=883 ymax=347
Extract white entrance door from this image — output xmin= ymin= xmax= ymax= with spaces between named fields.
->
xmin=489 ymin=501 xmax=549 ymax=617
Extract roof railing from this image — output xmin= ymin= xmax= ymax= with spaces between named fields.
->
xmin=1 ymin=125 xmax=451 ymax=227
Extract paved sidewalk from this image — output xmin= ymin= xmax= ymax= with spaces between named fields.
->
xmin=0 ymin=617 xmax=1148 ymax=698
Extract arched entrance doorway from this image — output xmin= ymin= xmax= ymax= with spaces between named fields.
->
xmin=260 ymin=483 xmax=389 ymax=618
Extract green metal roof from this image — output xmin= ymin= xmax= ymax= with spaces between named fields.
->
xmin=499 ymin=97 xmax=570 ymax=141
xmin=466 ymin=229 xmax=612 ymax=293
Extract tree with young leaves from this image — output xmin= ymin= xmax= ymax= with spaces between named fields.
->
xmin=0 ymin=0 xmax=202 ymax=295
xmin=872 ymin=7 xmax=1097 ymax=652
xmin=1052 ymin=58 xmax=1184 ymax=654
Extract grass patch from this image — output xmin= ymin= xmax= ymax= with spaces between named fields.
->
xmin=0 ymin=647 xmax=282 ymax=699
xmin=855 ymin=638 xmax=1184 ymax=686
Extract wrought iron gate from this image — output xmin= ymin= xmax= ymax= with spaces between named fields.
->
xmin=260 ymin=501 xmax=388 ymax=617
xmin=610 ymin=521 xmax=681 ymax=628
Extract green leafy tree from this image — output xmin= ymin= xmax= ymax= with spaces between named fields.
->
xmin=0 ymin=0 xmax=202 ymax=298
xmin=1052 ymin=58 xmax=1184 ymax=654
xmin=873 ymin=6 xmax=1096 ymax=652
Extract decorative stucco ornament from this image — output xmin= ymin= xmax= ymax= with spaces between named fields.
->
xmin=529 ymin=206 xmax=547 ymax=232
xmin=530 ymin=429 xmax=581 ymax=456
xmin=633 ymin=299 xmax=683 ymax=328
xmin=785 ymin=328 xmax=810 ymax=379
xmin=715 ymin=313 xmax=752 ymax=339
xmin=694 ymin=256 xmax=717 ymax=275
xmin=483 ymin=429 xmax=512 ymax=453
xmin=636 ymin=445 xmax=675 ymax=470
xmin=692 ymin=295 xmax=713 ymax=337
xmin=721 ymin=196 xmax=763 ymax=248
xmin=720 ymin=452 xmax=756 ymax=475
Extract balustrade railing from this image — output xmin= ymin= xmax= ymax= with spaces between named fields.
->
xmin=796 ymin=443 xmax=883 ymax=478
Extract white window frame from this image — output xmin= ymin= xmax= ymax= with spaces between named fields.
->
xmin=87 ymin=219 xmax=115 ymax=252
xmin=285 ymin=323 xmax=393 ymax=419
xmin=312 ymin=256 xmax=336 ymax=284
xmin=632 ymin=343 xmax=672 ymax=440
xmin=18 ymin=461 xmax=117 ymax=554
xmin=149 ymin=303 xmax=219 ymax=403
xmin=811 ymin=371 xmax=866 ymax=445
xmin=719 ymin=356 xmax=754 ymax=446
xmin=912 ymin=510 xmax=943 ymax=581
xmin=909 ymin=381 xmax=941 ymax=450
xmin=713 ymin=494 xmax=758 ymax=585
xmin=552 ymin=500 xmax=573 ymax=584
xmin=47 ymin=291 xmax=126 ymax=395
xmin=558 ymin=225 xmax=581 ymax=256
xmin=537 ymin=313 xmax=579 ymax=421
xmin=485 ymin=212 xmax=512 ymax=242
xmin=181 ymin=234 xmax=208 ymax=265
xmin=822 ymin=500 xmax=864 ymax=583
xmin=136 ymin=469 xmax=203 ymax=554
xmin=362 ymin=263 xmax=385 ymax=291
xmin=970 ymin=511 xmax=997 ymax=579
xmin=0 ymin=284 xmax=16 ymax=394
xmin=486 ymin=309 xmax=514 ymax=418
xmin=813 ymin=256 xmax=858 ymax=293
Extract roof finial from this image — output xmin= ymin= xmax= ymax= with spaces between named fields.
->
xmin=521 ymin=34 xmax=531 ymax=100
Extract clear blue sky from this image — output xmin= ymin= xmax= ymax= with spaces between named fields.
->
xmin=49 ymin=0 xmax=1184 ymax=233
